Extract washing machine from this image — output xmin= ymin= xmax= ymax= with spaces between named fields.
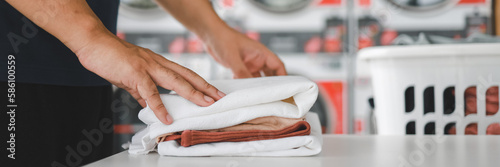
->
xmin=214 ymin=0 xmax=348 ymax=53
xmin=117 ymin=0 xmax=190 ymax=52
xmin=355 ymin=0 xmax=492 ymax=49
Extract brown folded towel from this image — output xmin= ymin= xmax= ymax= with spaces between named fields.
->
xmin=161 ymin=121 xmax=311 ymax=147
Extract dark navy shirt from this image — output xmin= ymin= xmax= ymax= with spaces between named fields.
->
xmin=0 ymin=0 xmax=119 ymax=86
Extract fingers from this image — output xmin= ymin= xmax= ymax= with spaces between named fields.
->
xmin=151 ymin=53 xmax=225 ymax=101
xmin=136 ymin=77 xmax=173 ymax=125
xmin=265 ymin=64 xmax=287 ymax=76
xmin=126 ymin=88 xmax=147 ymax=107
xmin=228 ymin=56 xmax=253 ymax=78
xmin=132 ymin=51 xmax=227 ymax=126
xmin=221 ymin=51 xmax=252 ymax=78
xmin=274 ymin=62 xmax=287 ymax=76
xmin=245 ymin=47 xmax=287 ymax=77
xmin=148 ymin=62 xmax=218 ymax=107
xmin=265 ymin=52 xmax=287 ymax=76
xmin=252 ymin=72 xmax=262 ymax=77
xmin=263 ymin=67 xmax=275 ymax=76
xmin=231 ymin=63 xmax=253 ymax=78
xmin=257 ymin=53 xmax=287 ymax=77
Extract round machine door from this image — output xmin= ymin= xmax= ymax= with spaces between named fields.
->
xmin=386 ymin=0 xmax=459 ymax=13
xmin=249 ymin=0 xmax=313 ymax=13
xmin=120 ymin=0 xmax=166 ymax=19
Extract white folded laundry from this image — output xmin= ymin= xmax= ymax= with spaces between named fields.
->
xmin=128 ymin=76 xmax=322 ymax=156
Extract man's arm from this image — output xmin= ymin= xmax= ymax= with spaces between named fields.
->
xmin=5 ymin=0 xmax=225 ymax=125
xmin=156 ymin=0 xmax=287 ymax=78
xmin=5 ymin=0 xmax=107 ymax=53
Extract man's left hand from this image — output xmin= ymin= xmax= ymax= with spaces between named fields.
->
xmin=203 ymin=28 xmax=287 ymax=78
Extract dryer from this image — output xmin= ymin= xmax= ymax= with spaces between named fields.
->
xmin=355 ymin=0 xmax=492 ymax=49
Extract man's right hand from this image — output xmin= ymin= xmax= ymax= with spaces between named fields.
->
xmin=75 ymin=32 xmax=225 ymax=125
xmin=5 ymin=0 xmax=225 ymax=125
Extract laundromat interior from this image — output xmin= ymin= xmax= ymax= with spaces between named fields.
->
xmin=111 ymin=0 xmax=500 ymax=153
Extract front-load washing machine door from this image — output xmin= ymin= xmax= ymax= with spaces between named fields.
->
xmin=249 ymin=0 xmax=313 ymax=13
xmin=387 ymin=0 xmax=459 ymax=13
xmin=120 ymin=0 xmax=166 ymax=19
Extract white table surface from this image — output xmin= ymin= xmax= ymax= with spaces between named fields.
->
xmin=86 ymin=135 xmax=500 ymax=167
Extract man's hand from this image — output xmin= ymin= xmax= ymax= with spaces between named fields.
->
xmin=76 ymin=33 xmax=225 ymax=125
xmin=5 ymin=0 xmax=225 ymax=125
xmin=155 ymin=0 xmax=287 ymax=78
xmin=203 ymin=28 xmax=286 ymax=78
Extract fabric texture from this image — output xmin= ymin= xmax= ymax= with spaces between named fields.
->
xmin=204 ymin=116 xmax=304 ymax=132
xmin=160 ymin=121 xmax=311 ymax=147
xmin=154 ymin=113 xmax=322 ymax=156
xmin=156 ymin=116 xmax=305 ymax=142
xmin=156 ymin=116 xmax=305 ymax=143
xmin=129 ymin=76 xmax=322 ymax=156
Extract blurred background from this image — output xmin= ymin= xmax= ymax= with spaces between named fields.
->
xmin=111 ymin=0 xmax=499 ymax=153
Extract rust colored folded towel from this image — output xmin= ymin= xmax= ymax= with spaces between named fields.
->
xmin=161 ymin=121 xmax=311 ymax=147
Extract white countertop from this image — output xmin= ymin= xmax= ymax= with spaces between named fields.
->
xmin=86 ymin=135 xmax=500 ymax=167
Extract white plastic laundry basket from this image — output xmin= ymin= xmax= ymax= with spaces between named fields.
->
xmin=359 ymin=43 xmax=500 ymax=135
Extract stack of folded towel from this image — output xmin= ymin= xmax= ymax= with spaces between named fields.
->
xmin=129 ymin=76 xmax=323 ymax=156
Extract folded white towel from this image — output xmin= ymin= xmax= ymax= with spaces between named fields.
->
xmin=129 ymin=76 xmax=322 ymax=156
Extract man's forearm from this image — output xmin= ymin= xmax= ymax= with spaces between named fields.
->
xmin=5 ymin=0 xmax=113 ymax=55
xmin=155 ymin=0 xmax=230 ymax=40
